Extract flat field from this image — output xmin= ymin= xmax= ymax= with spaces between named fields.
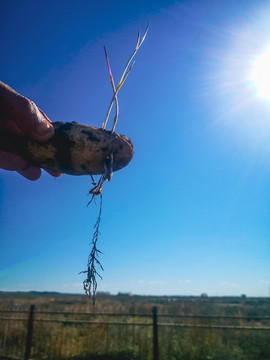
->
xmin=0 ymin=292 xmax=269 ymax=360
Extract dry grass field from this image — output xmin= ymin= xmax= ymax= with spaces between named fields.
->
xmin=0 ymin=291 xmax=270 ymax=360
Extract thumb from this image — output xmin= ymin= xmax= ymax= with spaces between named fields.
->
xmin=0 ymin=82 xmax=54 ymax=141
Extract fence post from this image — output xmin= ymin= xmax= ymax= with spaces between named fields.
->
xmin=24 ymin=304 xmax=35 ymax=360
xmin=153 ymin=306 xmax=159 ymax=360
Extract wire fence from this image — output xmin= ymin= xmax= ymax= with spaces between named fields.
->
xmin=0 ymin=305 xmax=270 ymax=360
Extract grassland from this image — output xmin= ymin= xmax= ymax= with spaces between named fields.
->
xmin=0 ymin=292 xmax=270 ymax=360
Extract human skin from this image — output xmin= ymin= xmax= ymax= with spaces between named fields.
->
xmin=0 ymin=81 xmax=62 ymax=180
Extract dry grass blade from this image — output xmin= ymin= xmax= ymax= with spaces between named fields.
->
xmin=104 ymin=46 xmax=119 ymax=133
xmin=102 ymin=22 xmax=150 ymax=132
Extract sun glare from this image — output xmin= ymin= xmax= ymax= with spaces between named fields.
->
xmin=250 ymin=46 xmax=270 ymax=99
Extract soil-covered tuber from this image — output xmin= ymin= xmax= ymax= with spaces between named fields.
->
xmin=0 ymin=121 xmax=134 ymax=176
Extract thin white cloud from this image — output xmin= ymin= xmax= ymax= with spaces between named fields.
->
xmin=259 ymin=280 xmax=270 ymax=284
xmin=137 ymin=280 xmax=166 ymax=285
xmin=221 ymin=281 xmax=239 ymax=288
xmin=17 ymin=283 xmax=35 ymax=288
xmin=72 ymin=283 xmax=83 ymax=288
xmin=177 ymin=279 xmax=192 ymax=284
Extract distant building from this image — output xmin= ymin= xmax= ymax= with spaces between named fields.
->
xmin=117 ymin=292 xmax=133 ymax=297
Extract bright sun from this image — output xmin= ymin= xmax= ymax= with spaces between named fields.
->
xmin=250 ymin=46 xmax=270 ymax=99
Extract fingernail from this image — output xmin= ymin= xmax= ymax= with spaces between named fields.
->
xmin=36 ymin=110 xmax=54 ymax=139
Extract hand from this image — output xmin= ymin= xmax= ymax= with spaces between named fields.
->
xmin=0 ymin=81 xmax=62 ymax=180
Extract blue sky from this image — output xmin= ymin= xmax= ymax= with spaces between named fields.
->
xmin=1 ymin=0 xmax=270 ymax=297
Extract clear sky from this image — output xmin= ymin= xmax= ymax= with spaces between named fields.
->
xmin=1 ymin=0 xmax=270 ymax=297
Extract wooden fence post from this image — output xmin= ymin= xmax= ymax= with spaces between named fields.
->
xmin=153 ymin=306 xmax=159 ymax=360
xmin=24 ymin=304 xmax=35 ymax=360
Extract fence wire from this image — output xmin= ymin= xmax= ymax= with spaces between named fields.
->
xmin=0 ymin=306 xmax=270 ymax=360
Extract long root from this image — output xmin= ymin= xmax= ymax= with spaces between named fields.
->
xmin=80 ymin=194 xmax=103 ymax=303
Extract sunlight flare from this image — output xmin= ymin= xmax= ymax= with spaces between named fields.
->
xmin=250 ymin=46 xmax=270 ymax=99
